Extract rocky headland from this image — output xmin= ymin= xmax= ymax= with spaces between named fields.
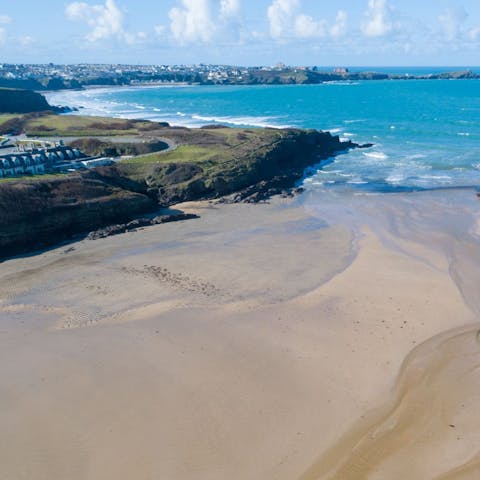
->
xmin=0 ymin=87 xmax=70 ymax=114
xmin=0 ymin=113 xmax=359 ymax=259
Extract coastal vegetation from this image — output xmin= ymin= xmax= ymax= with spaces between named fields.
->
xmin=0 ymin=113 xmax=354 ymax=258
xmin=0 ymin=112 xmax=158 ymax=136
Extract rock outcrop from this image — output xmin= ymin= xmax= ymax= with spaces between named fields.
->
xmin=0 ymin=173 xmax=156 ymax=259
xmin=0 ymin=88 xmax=57 ymax=114
xmin=124 ymin=129 xmax=355 ymax=206
xmin=0 ymin=127 xmax=357 ymax=260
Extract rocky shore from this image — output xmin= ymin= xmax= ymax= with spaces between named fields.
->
xmin=0 ymin=123 xmax=358 ymax=260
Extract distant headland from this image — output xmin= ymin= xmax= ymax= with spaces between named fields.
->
xmin=0 ymin=64 xmax=478 ymax=91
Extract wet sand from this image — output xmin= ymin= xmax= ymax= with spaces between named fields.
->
xmin=1 ymin=190 xmax=480 ymax=480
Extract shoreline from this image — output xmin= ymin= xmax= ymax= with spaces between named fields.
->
xmin=34 ymin=70 xmax=480 ymax=96
xmin=0 ymin=120 xmax=358 ymax=260
xmin=1 ymin=190 xmax=479 ymax=479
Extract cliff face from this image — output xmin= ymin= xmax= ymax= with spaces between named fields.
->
xmin=0 ymin=173 xmax=156 ymax=258
xmin=0 ymin=88 xmax=54 ymax=114
xmin=0 ymin=128 xmax=354 ymax=259
xmin=118 ymin=129 xmax=353 ymax=205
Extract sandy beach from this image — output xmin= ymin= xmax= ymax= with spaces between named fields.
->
xmin=1 ymin=189 xmax=480 ymax=480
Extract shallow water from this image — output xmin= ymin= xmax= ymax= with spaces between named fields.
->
xmin=302 ymin=187 xmax=480 ymax=314
xmin=300 ymin=322 xmax=480 ymax=480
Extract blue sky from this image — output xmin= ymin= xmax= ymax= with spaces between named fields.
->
xmin=1 ymin=0 xmax=480 ymax=65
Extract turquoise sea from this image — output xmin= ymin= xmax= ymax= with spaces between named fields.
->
xmin=46 ymin=77 xmax=480 ymax=193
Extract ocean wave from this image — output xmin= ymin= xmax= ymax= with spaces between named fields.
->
xmin=323 ymin=81 xmax=360 ymax=86
xmin=386 ymin=173 xmax=405 ymax=183
xmin=363 ymin=151 xmax=389 ymax=160
xmin=190 ymin=114 xmax=292 ymax=129
xmin=344 ymin=119 xmax=366 ymax=124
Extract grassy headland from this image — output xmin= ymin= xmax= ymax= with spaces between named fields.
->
xmin=0 ymin=113 xmax=355 ymax=258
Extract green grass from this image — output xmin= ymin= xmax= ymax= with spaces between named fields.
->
xmin=125 ymin=145 xmax=227 ymax=164
xmin=117 ymin=127 xmax=289 ymax=187
xmin=122 ymin=128 xmax=284 ymax=165
xmin=0 ymin=114 xmax=19 ymax=127
xmin=24 ymin=114 xmax=154 ymax=137
xmin=0 ymin=173 xmax=70 ymax=183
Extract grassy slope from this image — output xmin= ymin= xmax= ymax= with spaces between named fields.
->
xmin=0 ymin=113 xmax=156 ymax=137
xmin=117 ymin=127 xmax=287 ymax=191
xmin=0 ymin=114 xmax=351 ymax=256
xmin=0 ymin=114 xmax=18 ymax=124
xmin=1 ymin=115 xmax=342 ymax=198
xmin=25 ymin=114 xmax=155 ymax=136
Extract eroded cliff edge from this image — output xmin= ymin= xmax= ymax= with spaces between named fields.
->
xmin=0 ymin=119 xmax=356 ymax=259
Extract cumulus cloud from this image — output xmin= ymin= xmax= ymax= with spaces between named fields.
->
xmin=220 ymin=0 xmax=240 ymax=20
xmin=267 ymin=0 xmax=298 ymax=38
xmin=154 ymin=24 xmax=165 ymax=37
xmin=66 ymin=0 xmax=144 ymax=43
xmin=169 ymin=0 xmax=215 ymax=44
xmin=168 ymin=0 xmax=243 ymax=44
xmin=438 ymin=7 xmax=468 ymax=41
xmin=0 ymin=14 xmax=11 ymax=46
xmin=330 ymin=10 xmax=347 ymax=38
xmin=294 ymin=14 xmax=326 ymax=38
xmin=362 ymin=0 xmax=392 ymax=37
xmin=267 ymin=0 xmax=347 ymax=41
xmin=470 ymin=26 xmax=480 ymax=42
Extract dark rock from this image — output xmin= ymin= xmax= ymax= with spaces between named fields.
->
xmin=0 ymin=88 xmax=56 ymax=114
xmin=126 ymin=218 xmax=152 ymax=229
xmin=0 ymin=172 xmax=156 ymax=259
xmin=86 ymin=213 xmax=199 ymax=241
xmin=358 ymin=143 xmax=375 ymax=149
xmin=152 ymin=213 xmax=199 ymax=224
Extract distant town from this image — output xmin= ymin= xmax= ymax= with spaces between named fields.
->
xmin=0 ymin=63 xmax=478 ymax=91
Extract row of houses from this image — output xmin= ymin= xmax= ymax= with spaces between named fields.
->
xmin=0 ymin=146 xmax=85 ymax=178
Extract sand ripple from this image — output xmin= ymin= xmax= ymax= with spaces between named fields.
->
xmin=301 ymin=323 xmax=480 ymax=480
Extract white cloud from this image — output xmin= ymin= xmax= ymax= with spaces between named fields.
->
xmin=66 ymin=0 xmax=144 ymax=43
xmin=169 ymin=0 xmax=216 ymax=44
xmin=438 ymin=7 xmax=468 ymax=41
xmin=267 ymin=0 xmax=299 ymax=38
xmin=294 ymin=14 xmax=326 ymax=39
xmin=154 ymin=24 xmax=165 ymax=37
xmin=330 ymin=10 xmax=347 ymax=38
xmin=168 ymin=0 xmax=243 ymax=44
xmin=0 ymin=14 xmax=10 ymax=46
xmin=469 ymin=26 xmax=480 ymax=42
xmin=268 ymin=1 xmax=348 ymax=40
xmin=19 ymin=35 xmax=34 ymax=46
xmin=362 ymin=0 xmax=392 ymax=37
xmin=220 ymin=0 xmax=240 ymax=20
